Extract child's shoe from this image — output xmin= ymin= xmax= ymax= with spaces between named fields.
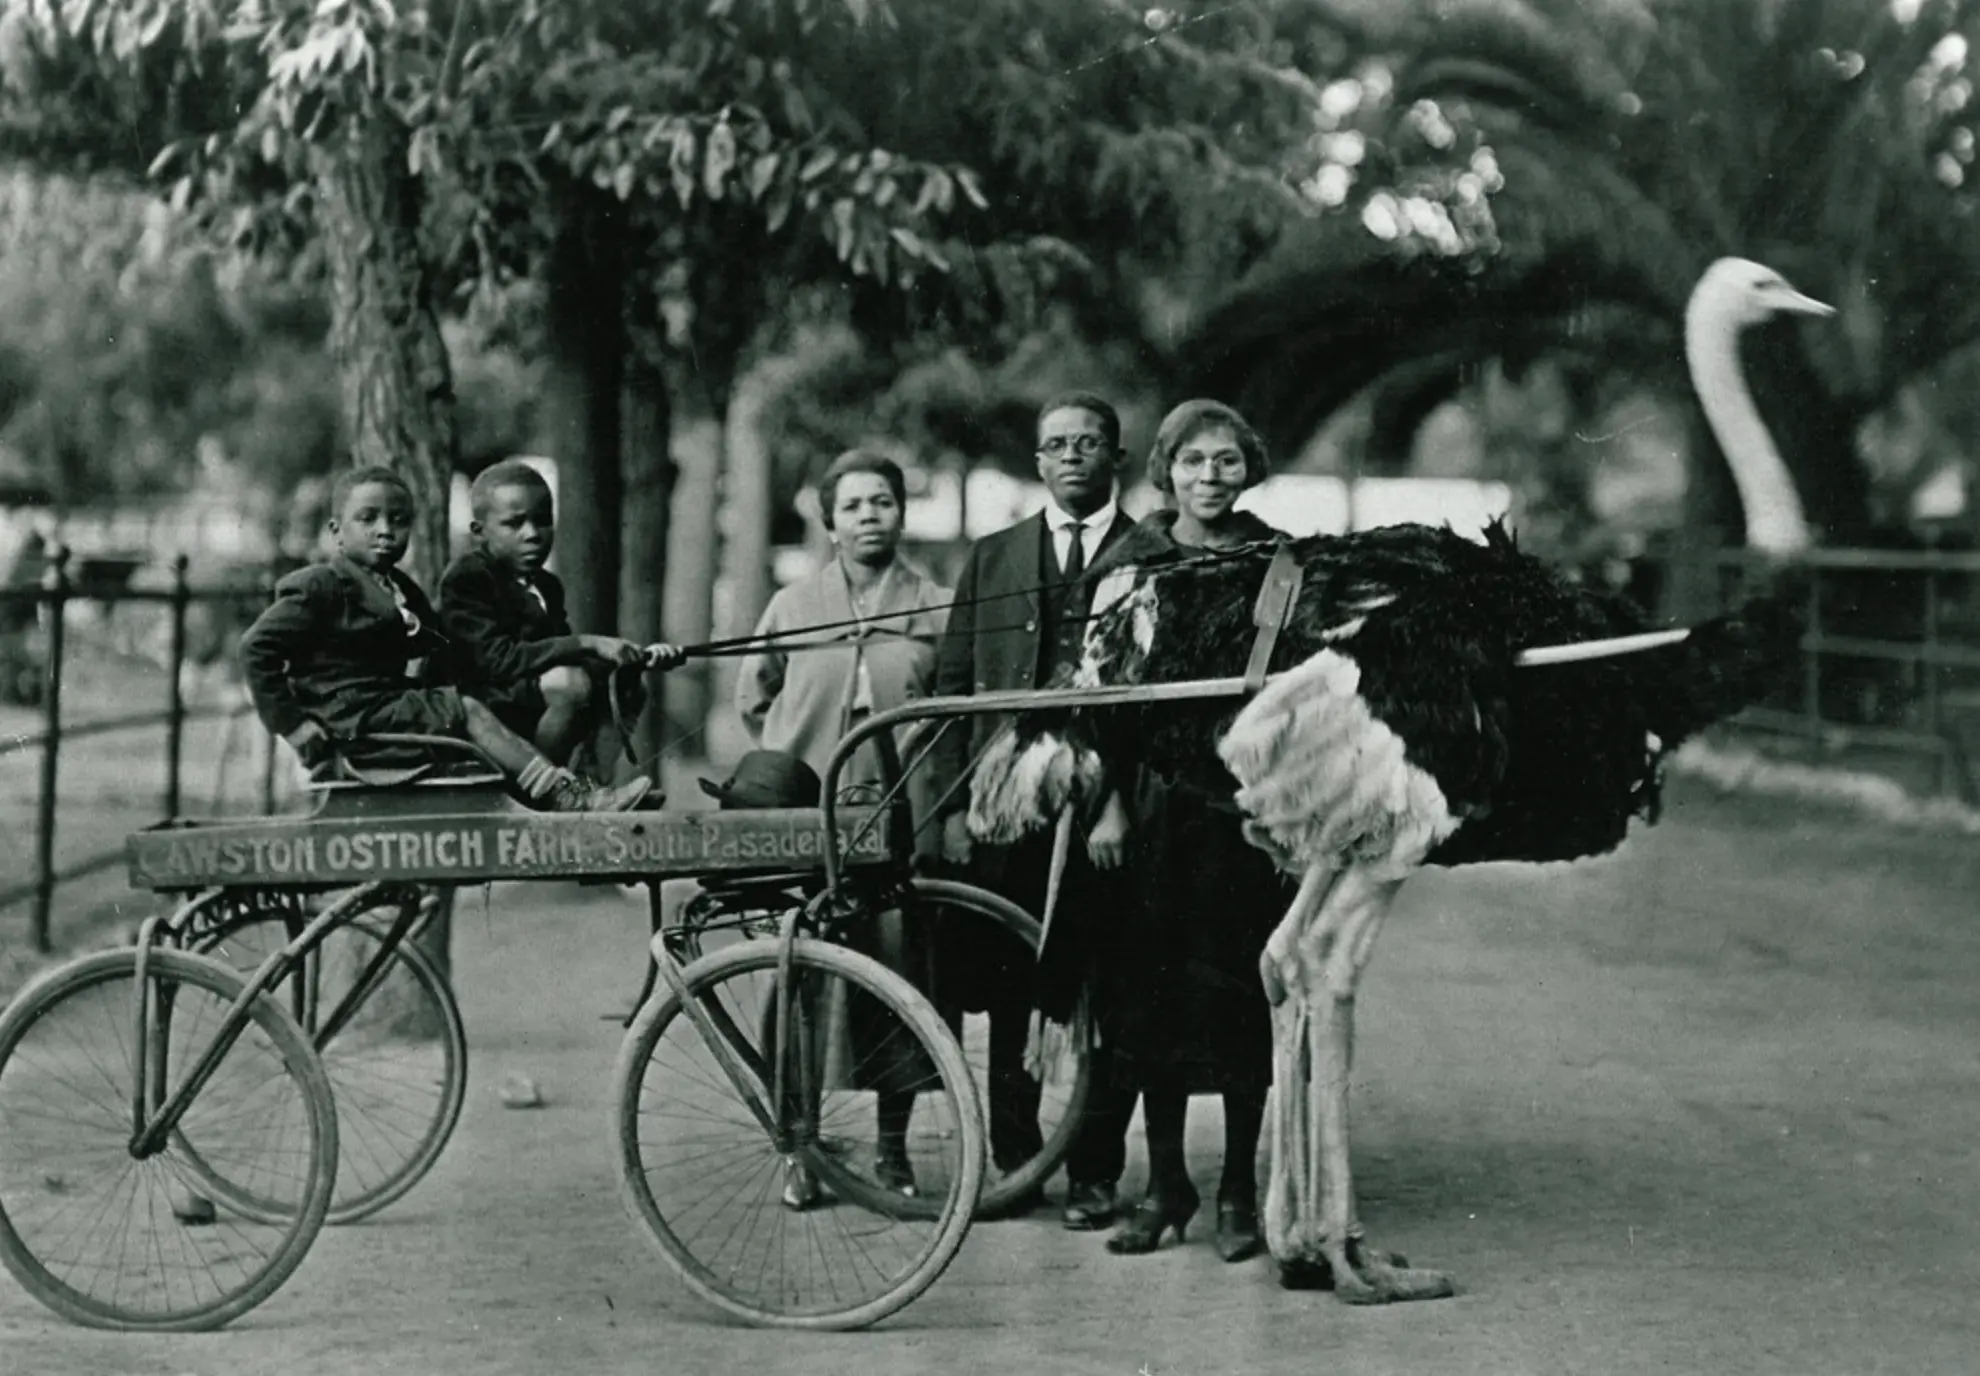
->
xmin=545 ymin=773 xmax=652 ymax=813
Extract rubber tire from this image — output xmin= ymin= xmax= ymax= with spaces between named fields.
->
xmin=613 ymin=937 xmax=985 ymax=1331
xmin=906 ymin=877 xmax=1093 ymax=1216
xmin=663 ymin=875 xmax=1091 ymax=1218
xmin=184 ymin=893 xmax=468 ymax=1225
xmin=0 ymin=948 xmax=338 ymax=1331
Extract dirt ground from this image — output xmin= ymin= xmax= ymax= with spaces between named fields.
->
xmin=2 ymin=776 xmax=1979 ymax=1375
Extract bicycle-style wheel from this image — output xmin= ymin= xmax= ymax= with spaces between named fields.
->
xmin=0 ymin=948 xmax=337 ymax=1331
xmin=663 ymin=875 xmax=1090 ymax=1219
xmin=905 ymin=878 xmax=1092 ymax=1217
xmin=184 ymin=887 xmax=466 ymax=1224
xmin=613 ymin=938 xmax=984 ymax=1330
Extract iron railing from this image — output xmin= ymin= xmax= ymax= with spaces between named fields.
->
xmin=1622 ymin=544 xmax=1980 ymax=802
xmin=0 ymin=545 xmax=276 ymax=951
xmin=8 ymin=536 xmax=1976 ymax=952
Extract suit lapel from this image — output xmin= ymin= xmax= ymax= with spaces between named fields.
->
xmin=1094 ymin=509 xmax=1133 ymax=559
xmin=1005 ymin=513 xmax=1046 ymax=620
xmin=331 ymin=554 xmax=400 ymax=620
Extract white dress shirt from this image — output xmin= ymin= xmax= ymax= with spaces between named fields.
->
xmin=1043 ymin=496 xmax=1119 ymax=573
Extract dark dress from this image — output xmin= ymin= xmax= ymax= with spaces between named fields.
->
xmin=1085 ymin=510 xmax=1293 ymax=1094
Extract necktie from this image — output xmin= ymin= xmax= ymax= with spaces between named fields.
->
xmin=1062 ymin=521 xmax=1086 ymax=581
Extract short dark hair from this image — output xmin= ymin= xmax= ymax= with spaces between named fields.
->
xmin=817 ymin=450 xmax=907 ymax=529
xmin=1147 ymin=399 xmax=1269 ymax=495
xmin=1035 ymin=391 xmax=1121 ymax=453
xmin=469 ymin=460 xmax=553 ymax=520
xmin=331 ymin=464 xmax=415 ymax=516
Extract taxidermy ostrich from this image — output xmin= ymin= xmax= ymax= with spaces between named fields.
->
xmin=967 ymin=257 xmax=1827 ymax=1303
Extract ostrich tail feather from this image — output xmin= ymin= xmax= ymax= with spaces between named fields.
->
xmin=966 ymin=726 xmax=1104 ymax=844
xmin=1649 ymin=587 xmax=1805 ymax=745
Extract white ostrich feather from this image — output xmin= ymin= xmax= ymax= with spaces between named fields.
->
xmin=1218 ymin=649 xmax=1459 ymax=881
xmin=967 ymin=728 xmax=1104 ymax=843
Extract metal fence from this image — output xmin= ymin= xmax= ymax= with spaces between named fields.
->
xmin=6 ymin=535 xmax=1977 ymax=954
xmin=1621 ymin=543 xmax=1980 ymax=803
xmin=0 ymin=545 xmax=276 ymax=952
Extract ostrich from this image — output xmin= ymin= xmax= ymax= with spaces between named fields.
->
xmin=966 ymin=258 xmax=1828 ymax=1303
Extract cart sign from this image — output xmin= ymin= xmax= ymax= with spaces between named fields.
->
xmin=127 ymin=808 xmax=891 ymax=889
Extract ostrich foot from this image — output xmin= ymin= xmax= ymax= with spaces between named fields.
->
xmin=1285 ymin=1239 xmax=1451 ymax=1304
xmin=1274 ymin=1242 xmax=1410 ymax=1291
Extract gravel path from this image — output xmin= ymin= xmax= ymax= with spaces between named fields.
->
xmin=2 ymin=780 xmax=1977 ymax=1375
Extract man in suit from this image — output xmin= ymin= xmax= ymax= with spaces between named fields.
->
xmin=932 ymin=391 xmax=1137 ymax=1228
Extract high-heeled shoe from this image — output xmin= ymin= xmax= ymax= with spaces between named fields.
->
xmin=1105 ymin=1185 xmax=1200 ymax=1255
xmin=1214 ymin=1197 xmax=1263 ymax=1263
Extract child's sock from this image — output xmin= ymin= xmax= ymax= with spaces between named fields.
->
xmin=516 ymin=755 xmax=568 ymax=799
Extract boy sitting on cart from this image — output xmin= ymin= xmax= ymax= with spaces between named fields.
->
xmin=240 ymin=465 xmax=652 ymax=813
xmin=440 ymin=461 xmax=682 ymax=782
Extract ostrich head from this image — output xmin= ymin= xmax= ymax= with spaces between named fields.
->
xmin=1683 ymin=258 xmax=1835 ymax=558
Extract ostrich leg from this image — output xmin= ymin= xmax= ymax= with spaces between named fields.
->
xmin=1267 ymin=864 xmax=1453 ymax=1303
xmin=1312 ymin=867 xmax=1452 ymax=1304
xmin=1261 ymin=865 xmax=1338 ymax=1263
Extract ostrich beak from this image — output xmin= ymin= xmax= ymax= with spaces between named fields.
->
xmin=1779 ymin=289 xmax=1836 ymax=318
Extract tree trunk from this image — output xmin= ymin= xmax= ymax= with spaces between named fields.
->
xmin=310 ymin=115 xmax=460 ymax=983
xmin=544 ymin=201 xmax=626 ymax=638
xmin=665 ymin=367 xmax=724 ymax=746
xmin=719 ymin=355 xmax=797 ymax=646
xmin=621 ymin=354 xmax=674 ymax=780
xmin=310 ymin=122 xmax=456 ymax=590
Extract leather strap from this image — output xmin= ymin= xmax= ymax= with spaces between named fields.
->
xmin=1244 ymin=542 xmax=1302 ymax=692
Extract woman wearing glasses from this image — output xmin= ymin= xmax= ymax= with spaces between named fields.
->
xmin=1078 ymin=398 xmax=1289 ymax=1265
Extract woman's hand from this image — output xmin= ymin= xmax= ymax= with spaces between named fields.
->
xmin=643 ymin=642 xmax=686 ymax=671
xmin=941 ymin=812 xmax=974 ymax=868
xmin=1085 ymin=791 xmax=1129 ymax=870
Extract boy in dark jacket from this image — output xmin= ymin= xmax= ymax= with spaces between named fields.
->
xmin=440 ymin=461 xmax=680 ymax=768
xmin=239 ymin=465 xmax=650 ymax=813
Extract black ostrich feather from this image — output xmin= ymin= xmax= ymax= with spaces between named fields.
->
xmin=1009 ymin=518 xmax=1801 ymax=869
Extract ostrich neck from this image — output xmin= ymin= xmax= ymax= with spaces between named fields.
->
xmin=1685 ymin=305 xmax=1813 ymax=554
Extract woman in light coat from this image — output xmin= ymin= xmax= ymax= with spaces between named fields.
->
xmin=736 ymin=449 xmax=950 ymax=1205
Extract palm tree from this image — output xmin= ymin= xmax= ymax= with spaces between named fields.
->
xmin=1186 ymin=0 xmax=1980 ymax=547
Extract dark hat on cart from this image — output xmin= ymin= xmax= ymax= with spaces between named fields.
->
xmin=698 ymin=750 xmax=822 ymax=810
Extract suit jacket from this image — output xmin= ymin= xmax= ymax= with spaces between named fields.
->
xmin=437 ymin=547 xmax=590 ymax=695
xmin=929 ymin=507 xmax=1131 ymax=818
xmin=239 ymin=555 xmax=450 ymax=740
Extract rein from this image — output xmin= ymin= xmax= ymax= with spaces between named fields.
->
xmin=605 ymin=537 xmax=1703 ymax=759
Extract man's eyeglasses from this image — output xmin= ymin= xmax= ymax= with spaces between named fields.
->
xmin=1037 ymin=434 xmax=1109 ymax=459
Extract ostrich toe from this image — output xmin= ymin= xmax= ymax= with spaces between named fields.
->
xmin=1293 ymin=1238 xmax=1452 ymax=1305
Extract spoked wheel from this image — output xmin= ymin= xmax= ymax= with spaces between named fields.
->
xmin=613 ymin=938 xmax=984 ymax=1330
xmin=180 ymin=886 xmax=466 ymax=1225
xmin=0 ymin=948 xmax=337 ymax=1331
xmin=906 ymin=879 xmax=1092 ymax=1218
xmin=667 ymin=876 xmax=1090 ymax=1220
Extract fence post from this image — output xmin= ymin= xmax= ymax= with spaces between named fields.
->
xmin=1802 ymin=564 xmax=1823 ymax=748
xmin=1923 ymin=563 xmax=1944 ymax=796
xmin=164 ymin=553 xmax=190 ymax=821
xmin=31 ymin=544 xmax=70 ymax=954
xmin=259 ymin=558 xmax=280 ymax=814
